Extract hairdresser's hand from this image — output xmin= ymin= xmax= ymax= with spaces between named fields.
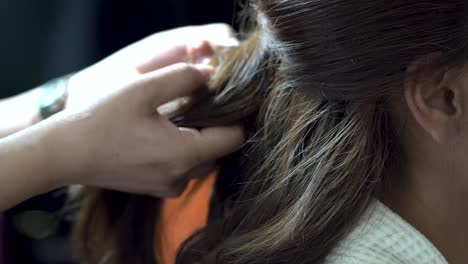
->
xmin=67 ymin=23 xmax=237 ymax=110
xmin=0 ymin=63 xmax=243 ymax=210
xmin=47 ymin=63 xmax=244 ymax=197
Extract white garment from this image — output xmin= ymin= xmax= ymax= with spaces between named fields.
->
xmin=325 ymin=201 xmax=447 ymax=264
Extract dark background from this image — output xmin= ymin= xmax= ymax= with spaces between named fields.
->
xmin=0 ymin=1 xmax=235 ymax=263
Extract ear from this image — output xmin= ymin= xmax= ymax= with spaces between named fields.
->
xmin=404 ymin=65 xmax=464 ymax=143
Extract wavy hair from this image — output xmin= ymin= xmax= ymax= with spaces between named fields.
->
xmin=74 ymin=0 xmax=468 ymax=263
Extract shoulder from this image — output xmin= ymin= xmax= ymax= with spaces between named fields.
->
xmin=325 ymin=201 xmax=447 ymax=264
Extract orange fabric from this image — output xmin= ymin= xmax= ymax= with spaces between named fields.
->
xmin=154 ymin=172 xmax=217 ymax=264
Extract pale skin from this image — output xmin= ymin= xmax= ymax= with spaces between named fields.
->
xmin=389 ymin=60 xmax=468 ymax=263
xmin=0 ymin=24 xmax=244 ymax=211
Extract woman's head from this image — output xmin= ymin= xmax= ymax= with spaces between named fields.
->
xmin=76 ymin=1 xmax=468 ymax=263
xmin=252 ymin=0 xmax=468 ymax=208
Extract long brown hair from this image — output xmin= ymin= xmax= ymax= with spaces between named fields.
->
xmin=74 ymin=0 xmax=468 ymax=263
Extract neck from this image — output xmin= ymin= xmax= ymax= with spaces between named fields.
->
xmin=386 ymin=161 xmax=468 ymax=264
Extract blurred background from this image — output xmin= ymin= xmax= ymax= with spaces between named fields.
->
xmin=0 ymin=1 xmax=235 ymax=263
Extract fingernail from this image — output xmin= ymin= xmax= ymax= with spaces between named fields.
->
xmin=195 ymin=64 xmax=215 ymax=80
xmin=188 ymin=40 xmax=214 ymax=64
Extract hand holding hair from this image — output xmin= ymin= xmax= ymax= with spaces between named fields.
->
xmin=0 ymin=24 xmax=244 ymax=211
xmin=57 ymin=63 xmax=245 ymax=198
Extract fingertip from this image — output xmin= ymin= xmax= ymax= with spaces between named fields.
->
xmin=220 ymin=125 xmax=246 ymax=140
xmin=203 ymin=125 xmax=246 ymax=151
xmin=178 ymin=125 xmax=246 ymax=167
xmin=187 ymin=40 xmax=214 ymax=63
xmin=225 ymin=125 xmax=247 ymax=149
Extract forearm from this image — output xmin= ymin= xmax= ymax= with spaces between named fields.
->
xmin=0 ymin=122 xmax=64 ymax=211
xmin=0 ymin=88 xmax=41 ymax=138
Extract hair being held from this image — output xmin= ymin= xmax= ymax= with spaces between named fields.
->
xmin=75 ymin=0 xmax=468 ymax=263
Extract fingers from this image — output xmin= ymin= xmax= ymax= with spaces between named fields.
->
xmin=137 ymin=41 xmax=214 ymax=74
xmin=136 ymin=44 xmax=189 ymax=74
xmin=136 ymin=23 xmax=238 ymax=74
xmin=187 ymin=41 xmax=215 ymax=64
xmin=138 ymin=63 xmax=214 ymax=109
xmin=179 ymin=126 xmax=245 ymax=168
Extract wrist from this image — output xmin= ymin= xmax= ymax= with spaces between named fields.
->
xmin=0 ymin=122 xmax=66 ymax=202
xmin=16 ymin=112 xmax=85 ymax=190
xmin=31 ymin=119 xmax=73 ymax=191
xmin=41 ymin=111 xmax=93 ymax=187
xmin=38 ymin=119 xmax=71 ymax=189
